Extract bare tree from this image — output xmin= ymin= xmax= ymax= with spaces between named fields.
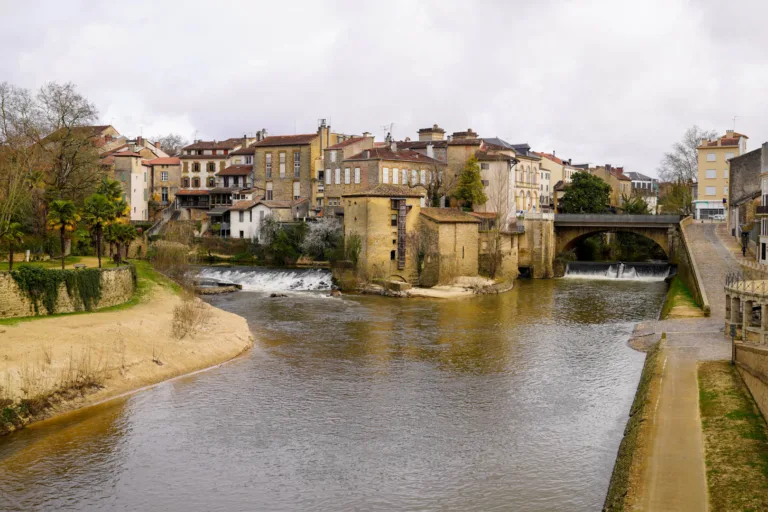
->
xmin=657 ymin=125 xmax=718 ymax=184
xmin=152 ymin=133 xmax=188 ymax=156
xmin=405 ymin=163 xmax=457 ymax=207
xmin=484 ymin=162 xmax=513 ymax=278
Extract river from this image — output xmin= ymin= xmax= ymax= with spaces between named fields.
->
xmin=0 ymin=276 xmax=667 ymax=511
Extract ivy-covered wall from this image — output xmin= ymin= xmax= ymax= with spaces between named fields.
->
xmin=0 ymin=266 xmax=135 ymax=319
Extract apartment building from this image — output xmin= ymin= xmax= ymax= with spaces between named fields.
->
xmin=625 ymin=171 xmax=659 ymax=214
xmin=589 ymin=165 xmax=632 ymax=209
xmin=146 ymin=157 xmax=181 ymax=212
xmin=473 ymin=149 xmax=517 ymax=225
xmin=695 ymin=129 xmax=749 ymax=220
xmin=320 ymin=135 xmax=375 ymax=209
xmin=112 ymin=153 xmax=150 ymax=221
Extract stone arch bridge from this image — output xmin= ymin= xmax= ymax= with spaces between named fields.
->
xmin=554 ymin=214 xmax=684 ymax=260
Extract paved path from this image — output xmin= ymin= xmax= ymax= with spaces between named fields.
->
xmin=635 ymin=223 xmax=737 ymax=511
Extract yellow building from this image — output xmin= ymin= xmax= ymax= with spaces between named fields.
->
xmin=343 ymin=184 xmax=424 ymax=283
xmin=695 ymin=129 xmax=748 ymax=220
xmin=589 ymin=165 xmax=632 ymax=209
xmin=419 ymin=208 xmax=480 ymax=286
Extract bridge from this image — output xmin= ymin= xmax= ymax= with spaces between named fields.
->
xmin=553 ymin=214 xmax=684 ymax=259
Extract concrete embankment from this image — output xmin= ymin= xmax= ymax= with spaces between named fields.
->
xmin=0 ymin=277 xmax=254 ymax=436
xmin=603 ymin=338 xmax=664 ymax=511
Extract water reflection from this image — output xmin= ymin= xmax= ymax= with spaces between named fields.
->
xmin=0 ymin=278 xmax=666 ymax=511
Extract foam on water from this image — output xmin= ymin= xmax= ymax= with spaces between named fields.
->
xmin=564 ymin=262 xmax=670 ymax=282
xmin=197 ymin=267 xmax=333 ymax=292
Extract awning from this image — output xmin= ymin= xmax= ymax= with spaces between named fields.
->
xmin=206 ymin=207 xmax=230 ymax=216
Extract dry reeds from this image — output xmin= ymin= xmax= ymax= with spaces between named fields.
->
xmin=172 ymin=295 xmax=212 ymax=340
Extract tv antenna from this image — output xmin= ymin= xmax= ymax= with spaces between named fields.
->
xmin=380 ymin=122 xmax=394 ymax=138
xmin=732 ymin=116 xmax=739 ymax=131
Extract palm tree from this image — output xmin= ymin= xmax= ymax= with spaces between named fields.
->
xmin=97 ymin=177 xmax=123 ymax=203
xmin=1 ymin=222 xmax=24 ymax=271
xmin=114 ymin=223 xmax=139 ymax=265
xmin=46 ymin=200 xmax=80 ymax=269
xmin=104 ymin=223 xmax=119 ymax=261
xmin=82 ymin=194 xmax=116 ymax=268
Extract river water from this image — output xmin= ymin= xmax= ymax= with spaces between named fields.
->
xmin=0 ymin=277 xmax=667 ymax=511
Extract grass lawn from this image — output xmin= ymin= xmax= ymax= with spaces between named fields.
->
xmin=699 ymin=361 xmax=768 ymax=512
xmin=0 ymin=259 xmax=180 ymax=326
xmin=0 ymin=255 xmax=119 ymax=271
xmin=661 ymin=276 xmax=704 ymax=319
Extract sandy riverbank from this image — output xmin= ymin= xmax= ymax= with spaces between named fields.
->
xmin=0 ymin=278 xmax=254 ymax=434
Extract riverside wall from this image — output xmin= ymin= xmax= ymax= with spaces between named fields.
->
xmin=735 ymin=343 xmax=768 ymax=421
xmin=0 ymin=266 xmax=135 ymax=319
xmin=677 ymin=217 xmax=710 ymax=315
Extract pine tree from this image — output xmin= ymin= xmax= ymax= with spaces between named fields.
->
xmin=454 ymin=156 xmax=487 ymax=209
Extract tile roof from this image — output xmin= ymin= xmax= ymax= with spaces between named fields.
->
xmin=175 ymin=189 xmax=210 ymax=196
xmin=326 ymin=136 xmax=366 ymax=149
xmin=146 ymin=157 xmax=181 ymax=165
xmin=229 ymin=200 xmax=259 ymax=211
xmin=624 ymin=171 xmax=654 ymax=181
xmin=229 ymin=145 xmax=255 ymax=156
xmin=534 ymin=152 xmax=564 ymax=165
xmin=345 ymin=147 xmax=444 ymax=165
xmin=420 ymin=208 xmax=480 ymax=223
xmin=475 ymin=150 xmax=516 ymax=162
xmin=468 ymin=212 xmax=497 ymax=219
xmin=252 ymin=134 xmax=317 ymax=147
xmin=217 ymin=164 xmax=253 ymax=176
xmin=397 ymin=140 xmax=448 ymax=150
xmin=182 ymin=138 xmax=243 ymax=150
xmin=342 ymin=183 xmax=425 ymax=198
xmin=113 ymin=151 xmax=143 ymax=158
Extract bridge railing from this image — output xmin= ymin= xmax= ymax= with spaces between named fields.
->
xmin=553 ymin=214 xmax=683 ymax=224
xmin=725 ymin=271 xmax=768 ymax=298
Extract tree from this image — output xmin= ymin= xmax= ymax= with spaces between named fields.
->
xmin=620 ymin=192 xmax=651 ymax=214
xmin=657 ymin=125 xmax=718 ymax=184
xmin=301 ymin=218 xmax=342 ymax=260
xmin=484 ymin=160 xmax=514 ymax=278
xmin=658 ymin=182 xmax=694 ymax=215
xmin=82 ymin=193 xmax=116 ymax=268
xmin=152 ymin=133 xmax=188 ymax=156
xmin=46 ymin=199 xmax=80 ymax=269
xmin=114 ymin=223 xmax=139 ymax=264
xmin=559 ymin=172 xmax=612 ymax=213
xmin=97 ymin=177 xmax=130 ymax=221
xmin=453 ymin=156 xmax=487 ymax=208
xmin=1 ymin=221 xmax=24 ymax=270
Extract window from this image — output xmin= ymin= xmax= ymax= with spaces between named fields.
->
xmin=224 ymin=177 xmax=230 ymax=187
xmin=391 ymin=214 xmax=397 ymax=227
xmin=265 ymin=153 xmax=272 ymax=178
xmin=144 ymin=171 xmax=147 ymax=182
xmin=724 ymin=168 xmax=729 ymax=178
xmin=240 ymin=231 xmax=244 ymax=239
xmin=390 ymin=250 xmax=396 ymax=261
xmin=266 ymin=182 xmax=273 ymax=200
xmin=233 ymin=176 xmax=240 ymax=187
xmin=293 ymin=181 xmax=300 ymax=199
xmin=402 ymin=169 xmax=408 ymax=184
xmin=482 ymin=179 xmax=490 ymax=186
xmin=325 ymin=169 xmax=331 ymax=185
xmin=161 ymin=171 xmax=168 ymax=181
xmin=161 ymin=187 xmax=168 ymax=202
xmin=480 ymin=163 xmax=489 ymax=170
xmin=724 ymin=186 xmax=729 ymax=194
xmin=331 ymin=151 xmax=336 ymax=163
xmin=192 ymin=177 xmax=200 ymax=188
xmin=354 ymin=167 xmax=360 ymax=184
xmin=420 ymin=170 xmax=426 ymax=184
xmin=383 ymin=167 xmax=389 ymax=183
xmin=279 ymin=152 xmax=286 ymax=177
xmin=705 ymin=186 xmax=716 ymax=196
xmin=392 ymin=168 xmax=399 ymax=184
xmin=207 ymin=177 xmax=215 ymax=187
xmin=411 ymin=169 xmax=417 ymax=185
xmin=344 ymin=168 xmax=350 ymax=184
xmin=245 ymin=155 xmax=253 ymax=165
xmin=294 ymin=152 xmax=300 ymax=177
xmin=207 ymin=162 xmax=215 ymax=173
xmin=239 ymin=211 xmax=244 ymax=222
xmin=725 ymin=152 xmax=734 ymax=160
xmin=706 ymin=153 xmax=716 ymax=162
xmin=192 ymin=162 xmax=200 ymax=173
xmin=335 ymin=168 xmax=341 ymax=184
xmin=705 ymin=169 xmax=716 ymax=179
xmin=182 ymin=177 xmax=190 ymax=188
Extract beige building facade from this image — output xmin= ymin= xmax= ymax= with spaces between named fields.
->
xmin=695 ymin=129 xmax=748 ymax=220
xmin=419 ymin=208 xmax=480 ymax=286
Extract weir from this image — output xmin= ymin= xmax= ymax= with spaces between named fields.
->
xmin=564 ymin=261 xmax=673 ymax=281
xmin=197 ymin=267 xmax=333 ymax=292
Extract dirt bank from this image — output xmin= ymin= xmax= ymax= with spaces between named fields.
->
xmin=0 ymin=273 xmax=253 ymax=435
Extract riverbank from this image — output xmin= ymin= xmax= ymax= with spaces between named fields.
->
xmin=0 ymin=262 xmax=254 ymax=436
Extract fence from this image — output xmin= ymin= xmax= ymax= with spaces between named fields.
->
xmin=725 ymin=271 xmax=768 ymax=298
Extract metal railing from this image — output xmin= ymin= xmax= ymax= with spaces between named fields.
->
xmin=725 ymin=271 xmax=768 ymax=298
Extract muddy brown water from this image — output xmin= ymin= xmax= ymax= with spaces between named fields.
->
xmin=0 ymin=278 xmax=667 ymax=511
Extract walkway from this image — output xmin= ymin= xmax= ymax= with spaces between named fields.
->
xmin=634 ymin=223 xmax=736 ymax=511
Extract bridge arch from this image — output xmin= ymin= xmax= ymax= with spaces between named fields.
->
xmin=559 ymin=228 xmax=670 ymax=259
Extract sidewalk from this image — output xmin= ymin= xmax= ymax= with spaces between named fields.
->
xmin=634 ymin=223 xmax=734 ymax=511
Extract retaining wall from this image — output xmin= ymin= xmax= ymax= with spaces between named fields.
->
xmin=0 ymin=266 xmax=135 ymax=319
xmin=735 ymin=343 xmax=768 ymax=421
xmin=677 ymin=217 xmax=710 ymax=315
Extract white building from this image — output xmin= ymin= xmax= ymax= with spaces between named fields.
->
xmin=226 ymin=195 xmax=310 ymax=240
xmin=113 ymin=153 xmax=150 ymax=221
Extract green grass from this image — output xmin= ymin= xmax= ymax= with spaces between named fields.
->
xmin=699 ymin=361 xmax=768 ymax=511
xmin=0 ymin=256 xmax=119 ymax=271
xmin=0 ymin=260 xmax=180 ymax=326
xmin=660 ymin=275 xmax=702 ymax=319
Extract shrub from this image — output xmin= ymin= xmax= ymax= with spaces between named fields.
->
xmin=10 ymin=265 xmax=103 ymax=314
xmin=345 ymin=232 xmax=363 ymax=267
xmin=172 ymin=296 xmax=212 ymax=339
xmin=301 ymin=218 xmax=342 ymax=260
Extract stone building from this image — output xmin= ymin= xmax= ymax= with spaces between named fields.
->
xmin=180 ymin=138 xmax=245 ymax=191
xmin=695 ymin=129 xmax=749 ymax=220
xmin=727 ymin=147 xmax=762 ymax=243
xmin=534 ymin=152 xmax=579 ymax=210
xmin=321 ymin=135 xmax=375 ymax=210
xmin=418 ymin=208 xmax=480 ymax=287
xmin=342 ymin=184 xmax=425 ymax=282
xmin=146 ymin=157 xmax=181 ymax=213
xmin=751 ymin=143 xmax=768 ymax=263
xmin=589 ymin=165 xmax=632 ymax=209
xmin=472 ymin=150 xmax=517 ymax=226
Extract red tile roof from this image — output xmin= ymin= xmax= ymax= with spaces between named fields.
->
xmin=252 ymin=134 xmax=317 ymax=147
xmin=534 ymin=152 xmax=564 ymax=165
xmin=175 ymin=189 xmax=210 ymax=196
xmin=397 ymin=140 xmax=448 ymax=150
xmin=345 ymin=147 xmax=444 ymax=165
xmin=183 ymin=138 xmax=243 ymax=150
xmin=342 ymin=184 xmax=425 ymax=198
xmin=326 ymin=137 xmax=366 ymax=149
xmin=217 ymin=164 xmax=253 ymax=176
xmin=146 ymin=157 xmax=181 ymax=165
xmin=229 ymin=200 xmax=259 ymax=211
xmin=229 ymin=145 xmax=255 ymax=156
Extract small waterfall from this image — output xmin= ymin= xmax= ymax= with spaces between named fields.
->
xmin=564 ymin=262 xmax=671 ymax=282
xmin=197 ymin=267 xmax=333 ymax=292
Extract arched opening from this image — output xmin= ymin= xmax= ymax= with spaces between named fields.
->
xmin=563 ymin=229 xmax=668 ymax=262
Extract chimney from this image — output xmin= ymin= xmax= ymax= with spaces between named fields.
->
xmin=552 ymin=150 xmax=556 ymax=158
xmin=405 ymin=136 xmax=411 ymax=142
xmin=385 ymin=132 xmax=392 ymax=144
xmin=155 ymin=141 xmax=161 ymax=151
xmin=605 ymin=164 xmax=612 ymax=172
xmin=426 ymin=143 xmax=434 ymax=159
xmin=363 ymin=131 xmax=372 ymax=138
xmin=136 ymin=136 xmax=143 ymax=146
xmin=390 ymin=140 xmax=397 ymax=152
xmin=726 ymin=129 xmax=734 ymax=136
xmin=567 ymin=158 xmax=572 ymax=165
xmin=243 ymin=135 xmax=248 ymax=148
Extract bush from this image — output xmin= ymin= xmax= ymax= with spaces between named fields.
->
xmin=345 ymin=232 xmax=362 ymax=267
xmin=301 ymin=218 xmax=342 ymax=260
xmin=10 ymin=265 xmax=103 ymax=314
xmin=172 ymin=296 xmax=212 ymax=339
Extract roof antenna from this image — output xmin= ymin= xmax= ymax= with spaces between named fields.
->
xmin=732 ymin=115 xmax=739 ymax=131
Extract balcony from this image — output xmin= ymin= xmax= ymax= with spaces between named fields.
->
xmin=757 ymin=206 xmax=768 ymax=216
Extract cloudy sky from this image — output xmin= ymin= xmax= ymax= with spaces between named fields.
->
xmin=2 ymin=0 xmax=766 ymax=176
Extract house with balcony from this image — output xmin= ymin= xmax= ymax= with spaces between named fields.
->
xmin=146 ymin=157 xmax=181 ymax=218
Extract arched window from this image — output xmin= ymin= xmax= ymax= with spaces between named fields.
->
xmin=192 ymin=162 xmax=200 ymax=173
xmin=182 ymin=177 xmax=190 ymax=188
xmin=192 ymin=177 xmax=200 ymax=188
xmin=207 ymin=162 xmax=215 ymax=173
xmin=207 ymin=177 xmax=216 ymax=187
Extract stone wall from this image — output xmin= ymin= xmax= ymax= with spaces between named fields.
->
xmin=735 ymin=343 xmax=768 ymax=421
xmin=0 ymin=266 xmax=135 ymax=319
xmin=678 ymin=217 xmax=710 ymax=315
xmin=728 ymin=147 xmax=762 ymax=214
xmin=478 ymin=231 xmax=520 ymax=280
xmin=522 ymin=214 xmax=555 ymax=278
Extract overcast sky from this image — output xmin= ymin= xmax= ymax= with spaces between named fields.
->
xmin=2 ymin=0 xmax=766 ymax=176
